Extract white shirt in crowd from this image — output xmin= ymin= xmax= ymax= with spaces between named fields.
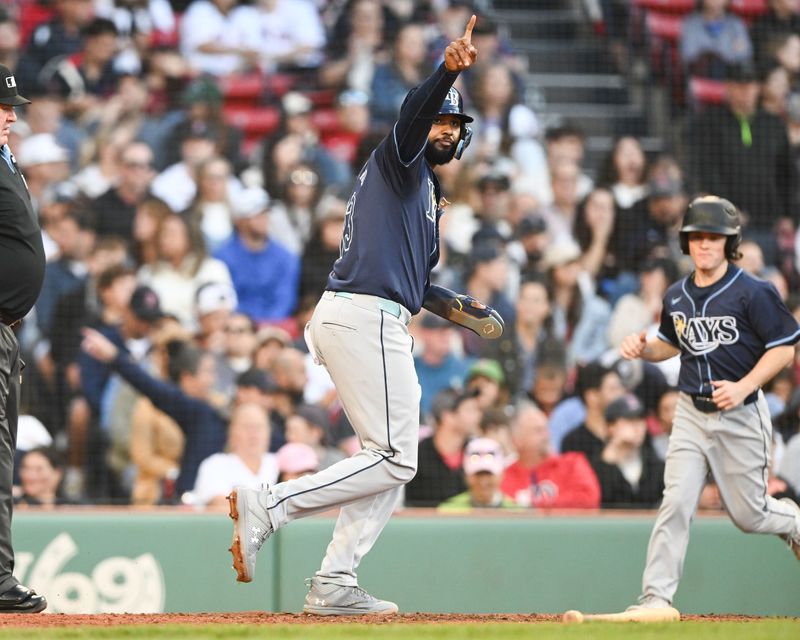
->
xmin=192 ymin=452 xmax=279 ymax=505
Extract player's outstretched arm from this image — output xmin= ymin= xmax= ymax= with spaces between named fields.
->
xmin=620 ymin=330 xmax=679 ymax=362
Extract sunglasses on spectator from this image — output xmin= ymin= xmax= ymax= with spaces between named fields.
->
xmin=226 ymin=325 xmax=253 ymax=334
xmin=289 ymin=169 xmax=318 ymax=186
xmin=123 ymin=159 xmax=154 ymax=170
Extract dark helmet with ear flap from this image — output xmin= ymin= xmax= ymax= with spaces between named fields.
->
xmin=400 ymin=86 xmax=474 ymax=160
xmin=679 ymin=196 xmax=742 ymax=260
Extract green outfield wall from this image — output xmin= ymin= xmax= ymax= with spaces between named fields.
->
xmin=11 ymin=510 xmax=800 ymax=616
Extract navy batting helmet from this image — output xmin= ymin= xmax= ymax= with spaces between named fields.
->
xmin=400 ymin=86 xmax=474 ymax=159
xmin=679 ymin=195 xmax=742 ymax=260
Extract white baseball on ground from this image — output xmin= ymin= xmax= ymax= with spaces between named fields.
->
xmin=562 ymin=609 xmax=584 ymax=624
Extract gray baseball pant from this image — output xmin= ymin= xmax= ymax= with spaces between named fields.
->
xmin=265 ymin=291 xmax=420 ymax=587
xmin=642 ymin=392 xmax=799 ymax=603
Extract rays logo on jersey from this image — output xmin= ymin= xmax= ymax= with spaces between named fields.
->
xmin=670 ymin=311 xmax=739 ymax=355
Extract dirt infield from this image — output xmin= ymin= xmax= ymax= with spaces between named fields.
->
xmin=0 ymin=612 xmax=776 ymax=627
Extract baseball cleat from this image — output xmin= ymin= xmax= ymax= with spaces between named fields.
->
xmin=779 ymin=497 xmax=800 ymax=561
xmin=303 ymin=578 xmax=398 ymax=616
xmin=227 ymin=487 xmax=273 ymax=583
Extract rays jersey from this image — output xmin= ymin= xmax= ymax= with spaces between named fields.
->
xmin=326 ymin=65 xmax=458 ymax=314
xmin=657 ymin=264 xmax=800 ymax=396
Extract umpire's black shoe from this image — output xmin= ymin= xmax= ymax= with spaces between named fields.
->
xmin=0 ymin=584 xmax=47 ymax=613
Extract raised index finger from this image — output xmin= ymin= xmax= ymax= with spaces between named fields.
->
xmin=463 ymin=14 xmax=476 ymax=42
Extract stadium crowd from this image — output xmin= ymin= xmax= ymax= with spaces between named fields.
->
xmin=3 ymin=0 xmax=800 ymax=509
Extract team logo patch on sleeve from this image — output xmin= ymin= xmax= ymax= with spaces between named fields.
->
xmin=671 ymin=312 xmax=739 ymax=355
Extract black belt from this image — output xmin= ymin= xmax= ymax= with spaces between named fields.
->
xmin=0 ymin=311 xmax=22 ymax=330
xmin=690 ymin=391 xmax=758 ymax=413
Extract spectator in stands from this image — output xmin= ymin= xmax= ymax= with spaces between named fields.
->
xmin=597 ymin=136 xmax=649 ymax=213
xmin=573 ymin=187 xmax=617 ymax=284
xmin=192 ymin=402 xmax=278 ymax=506
xmin=183 ymin=156 xmax=235 ymax=252
xmin=760 ymin=61 xmax=791 ymax=116
xmin=285 ymin=404 xmax=345 ymax=471
xmin=72 ymin=126 xmax=133 ymax=199
xmin=222 ymin=312 xmax=257 ymax=377
xmin=370 ymin=21 xmax=431 ymax=131
xmin=276 ymin=442 xmax=320 ymax=482
xmin=45 ymin=18 xmax=121 ymax=121
xmin=611 ymin=156 xmax=687 ymax=275
xmin=533 ymin=123 xmax=593 ymax=209
xmin=680 ymin=0 xmax=753 ymax=78
xmin=525 ymin=359 xmax=568 ymax=416
xmin=35 ymin=207 xmax=96 ymax=342
xmin=194 ymin=281 xmax=238 ymax=355
xmin=138 ymin=212 xmax=233 ymax=329
xmin=464 ymin=359 xmax=509 ymax=413
xmin=501 ymin=403 xmax=600 ymax=509
xmin=513 ymin=215 xmax=550 ymax=279
xmin=469 ymin=60 xmax=541 ymax=171
xmin=590 ymin=394 xmax=665 ymax=508
xmin=561 ymin=362 xmax=626 ymax=458
xmin=81 ymin=331 xmax=232 ymax=496
xmin=268 ymin=163 xmax=323 ymax=256
xmin=299 ymin=190 xmax=347 ymax=301
xmin=405 ymin=387 xmax=482 ymax=507
xmin=0 ymin=11 xmax=20 ymax=76
xmin=540 ymin=160 xmax=583 ymax=244
xmin=151 ymin=128 xmax=237 ymax=214
xmin=179 ymin=0 xmax=259 ymax=76
xmin=543 ymin=240 xmax=611 ymax=367
xmin=413 ymin=312 xmax=472 ymax=419
xmin=232 ymin=0 xmax=327 ymax=75
xmin=91 ymin=141 xmax=156 ymax=247
xmin=15 ymin=447 xmax=68 ymax=507
xmin=439 ymin=437 xmax=518 ymax=510
xmin=252 ymin=326 xmax=292 ymax=373
xmin=765 ymin=31 xmax=800 ymax=85
xmin=649 ymin=386 xmax=679 ymax=461
xmin=16 ymin=133 xmax=71 ymax=214
xmin=162 ymin=76 xmax=244 ymax=172
xmin=319 ymin=0 xmax=389 ymax=93
xmin=214 ymin=187 xmax=299 ymax=324
xmin=132 ymin=197 xmax=173 ymax=268
xmin=17 ymin=0 xmax=95 ymax=93
xmin=20 ymin=90 xmax=84 ymax=171
xmin=322 ymin=89 xmax=371 ymax=167
xmin=685 ymin=61 xmax=796 ymax=263
xmin=751 ymin=0 xmax=800 ymax=67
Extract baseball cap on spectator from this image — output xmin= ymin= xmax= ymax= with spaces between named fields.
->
xmin=17 ymin=133 xmax=68 ymax=166
xmin=725 ymin=61 xmax=759 ymax=83
xmin=648 ymin=172 xmax=683 ymax=200
xmin=129 ymin=285 xmax=164 ymax=323
xmin=0 ymin=64 xmax=30 ymax=106
xmin=605 ymin=394 xmax=646 ymax=423
xmin=516 ymin=215 xmax=547 ymax=238
xmin=183 ymin=75 xmax=223 ymax=106
xmin=431 ymin=387 xmax=480 ymax=422
xmin=236 ymin=367 xmax=278 ymax=393
xmin=472 ymin=225 xmax=507 ymax=247
xmin=282 ymin=91 xmax=312 ymax=117
xmin=294 ymin=404 xmax=331 ymax=432
xmin=466 ymin=241 xmax=503 ymax=276
xmin=466 ymin=359 xmax=505 ymax=386
xmin=541 ymin=240 xmax=581 ymax=269
xmin=478 ymin=169 xmax=511 ymax=192
xmin=196 ymin=281 xmax=238 ymax=316
xmin=420 ymin=311 xmax=451 ymax=329
xmin=276 ymin=442 xmax=319 ymax=476
xmin=256 ymin=325 xmax=292 ymax=348
xmin=463 ymin=437 xmax=505 ymax=476
xmin=233 ymin=188 xmax=269 ymax=220
xmin=315 ymin=192 xmax=347 ymax=222
xmin=337 ymin=89 xmax=369 ymax=107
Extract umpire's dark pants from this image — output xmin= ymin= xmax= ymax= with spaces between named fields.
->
xmin=0 ymin=324 xmax=20 ymax=592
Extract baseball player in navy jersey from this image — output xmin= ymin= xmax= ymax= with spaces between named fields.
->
xmin=620 ymin=196 xmax=800 ymax=619
xmin=226 ymin=16 xmax=503 ymax=615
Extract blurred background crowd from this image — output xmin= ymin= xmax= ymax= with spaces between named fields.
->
xmin=3 ymin=0 xmax=800 ymax=510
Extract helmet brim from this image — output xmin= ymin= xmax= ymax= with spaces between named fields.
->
xmin=680 ymin=224 xmax=740 ymax=236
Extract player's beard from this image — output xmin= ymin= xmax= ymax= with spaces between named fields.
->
xmin=424 ymin=141 xmax=456 ymax=166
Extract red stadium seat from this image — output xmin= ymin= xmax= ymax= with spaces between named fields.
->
xmin=219 ymin=74 xmax=266 ymax=101
xmin=689 ymin=76 xmax=726 ymax=107
xmin=222 ymin=105 xmax=281 ymax=137
xmin=633 ymin=0 xmax=694 ymax=15
xmin=646 ymin=11 xmax=684 ymax=42
xmin=310 ymin=108 xmax=340 ymax=134
xmin=729 ymin=0 xmax=769 ymax=20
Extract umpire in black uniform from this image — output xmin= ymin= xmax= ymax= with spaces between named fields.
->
xmin=0 ymin=64 xmax=47 ymax=613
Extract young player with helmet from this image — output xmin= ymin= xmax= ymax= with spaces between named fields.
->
xmin=619 ymin=195 xmax=800 ymax=618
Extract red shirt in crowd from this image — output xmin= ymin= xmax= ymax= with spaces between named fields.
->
xmin=501 ymin=453 xmax=601 ymax=509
